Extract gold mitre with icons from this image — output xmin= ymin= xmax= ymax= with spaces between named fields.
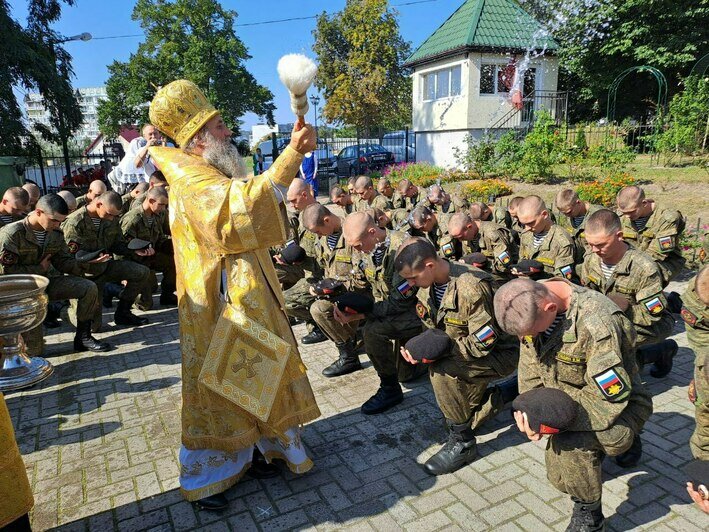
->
xmin=149 ymin=79 xmax=219 ymax=147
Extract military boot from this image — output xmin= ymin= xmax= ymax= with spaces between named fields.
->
xmin=73 ymin=320 xmax=111 ymax=352
xmin=361 ymin=375 xmax=403 ymax=415
xmin=565 ymin=498 xmax=604 ymax=532
xmin=114 ymin=299 xmax=149 ymax=327
xmin=322 ymin=339 xmax=361 ymax=377
xmin=424 ymin=420 xmax=477 ymax=475
xmin=301 ymin=325 xmax=328 ymax=345
xmin=44 ymin=302 xmax=62 ymax=329
xmin=638 ymin=339 xmax=678 ymax=378
xmin=615 ymin=434 xmax=642 ymax=468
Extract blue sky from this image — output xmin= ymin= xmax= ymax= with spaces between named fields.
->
xmin=9 ymin=0 xmax=464 ymax=134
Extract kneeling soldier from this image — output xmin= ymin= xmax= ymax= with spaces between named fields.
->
xmin=396 ymin=238 xmax=520 ymax=475
xmin=581 ymin=209 xmax=678 ymax=387
xmin=340 ymin=212 xmax=424 ymax=415
xmin=63 ymin=191 xmax=150 ymax=329
xmin=494 ymin=278 xmax=652 ymax=531
xmin=0 ymin=194 xmax=110 ymax=352
xmin=555 ymin=188 xmax=602 ymax=261
xmin=120 ymin=187 xmax=177 ymax=307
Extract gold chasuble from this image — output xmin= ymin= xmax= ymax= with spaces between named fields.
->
xmin=149 ymin=144 xmax=320 ymax=454
xmin=0 ymin=393 xmax=34 ymax=527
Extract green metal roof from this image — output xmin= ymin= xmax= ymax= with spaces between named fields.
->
xmin=405 ymin=0 xmax=558 ymax=67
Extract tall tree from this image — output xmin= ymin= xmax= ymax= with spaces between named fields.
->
xmin=522 ymin=0 xmax=709 ymax=120
xmin=98 ymin=0 xmax=274 ymax=138
xmin=313 ymin=0 xmax=412 ymax=133
xmin=0 ymin=0 xmax=83 ymax=153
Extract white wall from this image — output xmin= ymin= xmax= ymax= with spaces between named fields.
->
xmin=411 ymin=55 xmax=470 ymax=133
xmin=416 ymin=129 xmax=487 ymax=169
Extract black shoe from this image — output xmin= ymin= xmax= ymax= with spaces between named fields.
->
xmin=246 ymin=449 xmax=281 ymax=479
xmin=650 ymin=340 xmax=679 ymax=379
xmin=615 ymin=434 xmax=642 ymax=468
xmin=44 ymin=315 xmax=62 ymax=328
xmin=424 ymin=421 xmax=477 ymax=475
xmin=159 ymin=293 xmax=178 ymax=306
xmin=361 ymin=377 xmax=403 ymax=415
xmin=194 ymin=492 xmax=228 ymax=511
xmin=301 ymin=327 xmax=328 ymax=345
xmin=322 ymin=340 xmax=362 ymax=377
xmin=566 ymin=498 xmax=604 ymax=532
xmin=74 ymin=320 xmax=112 ymax=353
xmin=288 ymin=316 xmax=302 ymax=326
xmin=496 ymin=377 xmax=519 ymax=404
xmin=114 ymin=300 xmax=149 ymax=327
xmin=666 ymin=291 xmax=683 ymax=314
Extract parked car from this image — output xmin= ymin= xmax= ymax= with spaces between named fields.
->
xmin=335 ymin=144 xmax=395 ymax=177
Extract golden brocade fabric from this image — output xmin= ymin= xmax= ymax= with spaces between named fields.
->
xmin=0 ymin=393 xmax=34 ymax=528
xmin=149 ymin=145 xmax=320 ymax=453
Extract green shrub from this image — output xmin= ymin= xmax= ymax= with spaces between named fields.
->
xmin=494 ymin=131 xmax=524 ymax=178
xmin=452 ymin=135 xmax=497 ymax=179
xmin=658 ymin=75 xmax=709 ymax=160
xmin=519 ymin=111 xmax=565 ymax=182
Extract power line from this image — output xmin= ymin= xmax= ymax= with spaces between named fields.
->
xmin=89 ymin=0 xmax=440 ymax=39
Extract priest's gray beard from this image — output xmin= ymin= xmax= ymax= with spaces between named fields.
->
xmin=201 ymin=131 xmax=247 ymax=179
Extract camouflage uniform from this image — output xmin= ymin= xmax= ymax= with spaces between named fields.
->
xmin=396 ymin=192 xmax=420 ymax=213
xmin=131 ymin=191 xmax=171 ymax=236
xmin=354 ymin=192 xmax=392 ymax=212
xmin=310 ymin=229 xmax=369 ymax=344
xmin=621 ymin=204 xmax=686 ymax=286
xmin=390 ymin=208 xmax=412 ymax=233
xmin=416 ymin=262 xmax=519 ymax=426
xmin=62 ymin=207 xmax=150 ymax=326
xmin=565 ymin=203 xmax=602 ymax=262
xmin=360 ymin=230 xmax=425 ymax=382
xmin=519 ymin=224 xmax=577 ymax=281
xmin=119 ymin=206 xmax=176 ymax=305
xmin=580 ymin=247 xmax=674 ymax=346
xmin=518 ymin=282 xmax=652 ymax=502
xmin=0 ymin=218 xmax=99 ymax=352
xmin=75 ymin=194 xmax=89 ymax=210
xmin=488 ymin=205 xmax=512 ymax=230
xmin=418 ymin=194 xmax=469 ymax=215
xmin=415 ymin=213 xmax=453 ymax=257
xmin=120 ymin=192 xmax=134 ymax=216
xmin=441 ymin=221 xmax=517 ymax=279
xmin=273 ymin=204 xmax=305 ymax=289
xmin=682 ymin=276 xmax=709 ymax=460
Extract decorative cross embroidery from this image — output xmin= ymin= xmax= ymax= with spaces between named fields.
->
xmin=231 ymin=348 xmax=262 ymax=378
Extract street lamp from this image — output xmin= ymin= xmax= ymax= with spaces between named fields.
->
xmin=309 ymin=94 xmax=320 ymax=136
xmin=50 ymin=32 xmax=92 ymax=181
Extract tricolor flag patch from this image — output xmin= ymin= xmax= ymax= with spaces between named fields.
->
xmin=397 ymin=280 xmax=414 ymax=296
xmin=441 ymin=242 xmax=454 ymax=257
xmin=658 ymin=235 xmax=674 ymax=251
xmin=560 ymin=265 xmax=573 ymax=279
xmin=644 ymin=296 xmax=664 ymax=315
xmin=473 ymin=324 xmax=497 ymax=347
xmin=594 ymin=368 xmax=626 ymax=400
xmin=498 ymin=251 xmax=511 ymax=265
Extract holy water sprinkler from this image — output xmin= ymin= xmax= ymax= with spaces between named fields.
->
xmin=277 ymin=54 xmax=318 ymax=128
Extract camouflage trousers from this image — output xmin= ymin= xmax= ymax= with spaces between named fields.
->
xmin=275 ymin=262 xmax=306 ymax=290
xmin=430 ymin=351 xmax=517 ymax=427
xmin=311 ymin=299 xmax=359 ymax=345
xmin=363 ymin=312 xmax=426 ymax=383
xmin=134 ymin=251 xmax=176 ymax=307
xmin=545 ymin=406 xmax=649 ymax=502
xmin=88 ymin=260 xmax=150 ymax=327
xmin=284 ymin=278 xmax=317 ymax=333
xmin=691 ymin=362 xmax=709 ymax=460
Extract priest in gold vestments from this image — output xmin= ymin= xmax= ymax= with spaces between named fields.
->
xmin=148 ymin=80 xmax=320 ymax=509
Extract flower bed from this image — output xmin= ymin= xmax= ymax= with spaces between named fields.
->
xmin=576 ymin=173 xmax=636 ymax=206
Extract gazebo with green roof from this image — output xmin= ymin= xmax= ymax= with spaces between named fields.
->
xmin=406 ymin=0 xmax=561 ymax=168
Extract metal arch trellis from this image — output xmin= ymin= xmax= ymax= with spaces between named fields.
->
xmin=606 ymin=66 xmax=668 ymax=163
xmin=689 ymin=52 xmax=709 ymax=77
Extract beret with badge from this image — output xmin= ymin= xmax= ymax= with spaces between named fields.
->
xmin=127 ymin=238 xmax=152 ymax=251
xmin=311 ymin=278 xmax=345 ymax=297
xmin=404 ymin=328 xmax=452 ymax=363
xmin=461 ymin=252 xmax=488 ymax=267
xmin=333 ymin=292 xmax=374 ymax=315
xmin=512 ymin=388 xmax=579 ymax=434
xmin=75 ymin=249 xmax=107 ymax=263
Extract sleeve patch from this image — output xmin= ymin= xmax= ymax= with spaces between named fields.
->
xmin=643 ymin=296 xmax=664 ymax=315
xmin=416 ymin=302 xmax=428 ymax=319
xmin=0 ymin=250 xmax=18 ymax=265
xmin=658 ymin=235 xmax=675 ymax=252
xmin=560 ymin=265 xmax=574 ymax=279
xmin=67 ymin=241 xmax=79 ymax=254
xmin=593 ymin=368 xmax=629 ymax=401
xmin=441 ymin=242 xmax=455 ymax=257
xmin=681 ymin=307 xmax=698 ymax=327
xmin=473 ymin=323 xmax=497 ymax=347
xmin=537 ymin=257 xmax=554 ymax=266
xmin=497 ymin=251 xmax=511 ymax=265
xmin=397 ymin=280 xmax=414 ymax=296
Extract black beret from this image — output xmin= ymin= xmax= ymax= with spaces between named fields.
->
xmin=312 ymin=278 xmax=345 ymax=297
xmin=75 ymin=249 xmax=106 ymax=262
xmin=127 ymin=238 xmax=152 ymax=250
xmin=684 ymin=460 xmax=709 ymax=499
xmin=512 ymin=388 xmax=578 ymax=434
xmin=281 ymin=243 xmax=306 ymax=264
xmin=405 ymin=328 xmax=451 ymax=363
xmin=334 ymin=292 xmax=374 ymax=315
xmin=511 ymin=259 xmax=545 ymax=275
xmin=461 ymin=252 xmax=488 ymax=266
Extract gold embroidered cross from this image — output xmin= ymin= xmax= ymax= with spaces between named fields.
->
xmin=231 ymin=348 xmax=262 ymax=378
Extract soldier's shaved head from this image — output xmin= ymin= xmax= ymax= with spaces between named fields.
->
xmin=57 ymin=190 xmax=77 ymax=211
xmin=468 ymin=202 xmax=490 ymax=220
xmin=585 ymin=209 xmax=622 ymax=236
xmin=394 ymin=237 xmax=437 ymax=273
xmin=410 ymin=205 xmax=433 ymax=230
xmin=97 ymin=191 xmax=122 ymax=210
xmin=302 ymin=203 xmax=333 ymax=230
xmin=616 ymin=186 xmax=645 ymax=210
xmin=397 ymin=179 xmax=412 ymax=193
xmin=36 ymin=193 xmax=69 ymax=216
xmin=448 ymin=212 xmax=472 ymax=234
xmin=354 ymin=175 xmax=373 ymax=189
xmin=3 ymin=186 xmax=29 ymax=206
xmin=131 ymin=182 xmax=149 ymax=197
xmin=88 ymin=180 xmax=107 ymax=198
xmin=149 ymin=171 xmax=167 ymax=186
xmin=493 ymin=278 xmax=548 ymax=336
xmin=555 ymin=189 xmax=579 ymax=212
xmin=22 ymin=182 xmax=41 ymax=200
xmin=289 ymin=178 xmax=311 ymax=196
xmin=697 ymin=265 xmax=709 ymax=306
xmin=508 ymin=196 xmax=524 ymax=210
xmin=343 ymin=211 xmax=376 ymax=239
xmin=147 ymin=186 xmax=168 ymax=200
xmin=517 ymin=195 xmax=547 ymax=218
xmin=287 ymin=178 xmax=315 ymax=211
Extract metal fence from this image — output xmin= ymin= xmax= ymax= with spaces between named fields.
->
xmin=562 ymin=123 xmax=662 ymax=154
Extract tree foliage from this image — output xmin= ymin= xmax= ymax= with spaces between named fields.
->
xmin=98 ymin=0 xmax=275 ymax=138
xmin=658 ymin=75 xmax=709 ymax=159
xmin=312 ymin=0 xmax=412 ymax=133
xmin=0 ymin=0 xmax=83 ymax=153
xmin=523 ymin=0 xmax=709 ymax=120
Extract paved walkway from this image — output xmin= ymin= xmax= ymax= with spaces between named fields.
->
xmin=6 ymin=275 xmax=709 ymax=531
